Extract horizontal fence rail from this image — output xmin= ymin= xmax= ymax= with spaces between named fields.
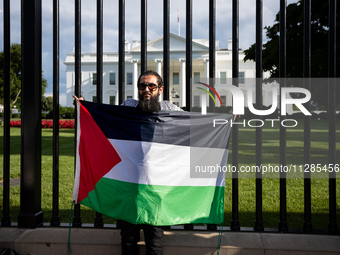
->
xmin=0 ymin=0 xmax=338 ymax=235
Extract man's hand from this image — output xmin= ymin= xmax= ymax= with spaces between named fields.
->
xmin=73 ymin=95 xmax=84 ymax=105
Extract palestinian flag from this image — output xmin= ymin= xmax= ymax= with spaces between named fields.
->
xmin=73 ymin=101 xmax=232 ymax=226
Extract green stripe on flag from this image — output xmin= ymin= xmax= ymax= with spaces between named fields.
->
xmin=80 ymin=177 xmax=225 ymax=226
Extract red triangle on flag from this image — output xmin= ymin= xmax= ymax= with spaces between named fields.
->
xmin=77 ymin=103 xmax=122 ymax=203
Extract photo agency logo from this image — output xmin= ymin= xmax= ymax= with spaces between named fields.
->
xmin=195 ymin=79 xmax=313 ymax=128
xmin=192 ymin=78 xmax=339 ymax=179
xmin=196 ymin=82 xmax=223 ymax=114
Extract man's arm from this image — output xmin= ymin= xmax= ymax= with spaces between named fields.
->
xmin=160 ymin=101 xmax=184 ymax=111
xmin=120 ymin=98 xmax=139 ymax=107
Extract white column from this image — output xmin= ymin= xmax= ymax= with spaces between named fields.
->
xmin=204 ymin=59 xmax=209 ymax=78
xmin=201 ymin=94 xmax=207 ymax=115
xmin=155 ymin=59 xmax=163 ymax=101
xmin=204 ymin=59 xmax=210 ymax=107
xmin=156 ymin=59 xmax=162 ymax=76
xmin=179 ymin=59 xmax=186 ymax=107
xmin=132 ymin=60 xmax=138 ymax=100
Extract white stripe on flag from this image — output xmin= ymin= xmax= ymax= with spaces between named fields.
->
xmin=104 ymin=139 xmax=228 ymax=187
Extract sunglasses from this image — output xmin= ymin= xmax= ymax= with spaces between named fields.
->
xmin=137 ymin=82 xmax=160 ymax=91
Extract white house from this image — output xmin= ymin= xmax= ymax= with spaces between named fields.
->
xmin=64 ymin=33 xmax=290 ymax=113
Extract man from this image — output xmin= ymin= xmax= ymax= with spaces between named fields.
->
xmin=120 ymin=70 xmax=182 ymax=255
xmin=74 ymin=70 xmax=182 ymax=255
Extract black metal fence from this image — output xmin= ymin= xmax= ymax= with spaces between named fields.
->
xmin=1 ymin=0 xmax=338 ymax=234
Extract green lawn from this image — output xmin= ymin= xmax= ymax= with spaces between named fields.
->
xmin=0 ymin=119 xmax=339 ymax=230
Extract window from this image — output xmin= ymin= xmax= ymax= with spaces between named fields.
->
xmin=194 ymin=95 xmax=200 ymax=107
xmin=220 ymin=72 xmax=227 ymax=84
xmin=127 ymin=73 xmax=133 ymax=85
xmin=194 ymin=72 xmax=200 ymax=84
xmin=220 ymin=95 xmax=226 ymax=106
xmin=109 ymin=96 xmax=116 ymax=105
xmin=239 ymin=72 xmax=245 ymax=84
xmin=173 ymin=72 xmax=179 ymax=84
xmin=92 ymin=96 xmax=97 ymax=103
xmin=92 ymin=73 xmax=97 ymax=85
xmin=110 ymin=73 xmax=115 ymax=85
xmin=127 ymin=96 xmax=132 ymax=99
xmin=173 ymin=102 xmax=179 ymax=107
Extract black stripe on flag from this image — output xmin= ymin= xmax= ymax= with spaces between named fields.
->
xmin=81 ymin=101 xmax=232 ymax=149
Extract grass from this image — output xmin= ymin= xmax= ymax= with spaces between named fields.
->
xmin=224 ymin=119 xmax=340 ymax=230
xmin=0 ymin=119 xmax=339 ymax=230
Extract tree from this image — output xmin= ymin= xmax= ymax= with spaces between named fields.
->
xmin=0 ymin=43 xmax=48 ymax=110
xmin=244 ymin=0 xmax=340 ymax=109
xmin=42 ymin=96 xmax=53 ymax=112
xmin=47 ymin=105 xmax=75 ymax=119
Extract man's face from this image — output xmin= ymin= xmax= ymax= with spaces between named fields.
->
xmin=138 ymin=75 xmax=164 ymax=101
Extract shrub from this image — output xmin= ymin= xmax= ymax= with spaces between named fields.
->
xmin=41 ymin=120 xmax=53 ymax=128
xmin=12 ymin=113 xmax=20 ymax=118
xmin=59 ymin=120 xmax=75 ymax=128
xmin=41 ymin=112 xmax=47 ymax=119
xmin=311 ymin=112 xmax=319 ymax=120
xmin=10 ymin=120 xmax=21 ymax=127
xmin=60 ymin=106 xmax=75 ymax=119
xmin=318 ymin=112 xmax=328 ymax=120
xmin=291 ymin=112 xmax=304 ymax=119
xmin=191 ymin=107 xmax=201 ymax=112
xmin=48 ymin=106 xmax=75 ymax=119
xmin=10 ymin=120 xmax=75 ymax=128
xmin=215 ymin=106 xmax=232 ymax=113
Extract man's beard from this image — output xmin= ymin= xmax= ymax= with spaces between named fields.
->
xmin=137 ymin=92 xmax=160 ymax=112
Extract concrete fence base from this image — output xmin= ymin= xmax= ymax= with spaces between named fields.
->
xmin=0 ymin=227 xmax=340 ymax=255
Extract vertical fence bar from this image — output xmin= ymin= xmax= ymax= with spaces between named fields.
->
xmin=96 ymin=0 xmax=103 ymax=104
xmin=161 ymin=3 xmax=170 ymax=232
xmin=185 ymin=0 xmax=192 ymax=111
xmin=18 ymin=0 xmax=43 ymax=228
xmin=207 ymin=0 xmax=216 ymax=231
xmin=209 ymin=0 xmax=215 ymax=79
xmin=51 ymin=0 xmax=60 ymax=227
xmin=118 ymin=0 xmax=125 ymax=104
xmin=183 ymin=9 xmax=194 ymax=224
xmin=278 ymin=0 xmax=288 ymax=232
xmin=73 ymin=0 xmax=82 ymax=227
xmin=254 ymin=0 xmax=264 ymax=232
xmin=163 ymin=0 xmax=170 ymax=100
xmin=328 ymin=0 xmax=338 ymax=234
xmin=303 ymin=0 xmax=312 ymax=233
xmin=208 ymin=0 xmax=215 ymax=114
xmin=230 ymin=0 xmax=240 ymax=231
xmin=95 ymin=0 xmax=104 ymax=228
xmin=1 ymin=0 xmax=11 ymax=227
xmin=184 ymin=1 xmax=193 ymax=230
xmin=141 ymin=0 xmax=147 ymax=73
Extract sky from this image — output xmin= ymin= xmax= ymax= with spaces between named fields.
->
xmin=0 ymin=0 xmax=297 ymax=106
